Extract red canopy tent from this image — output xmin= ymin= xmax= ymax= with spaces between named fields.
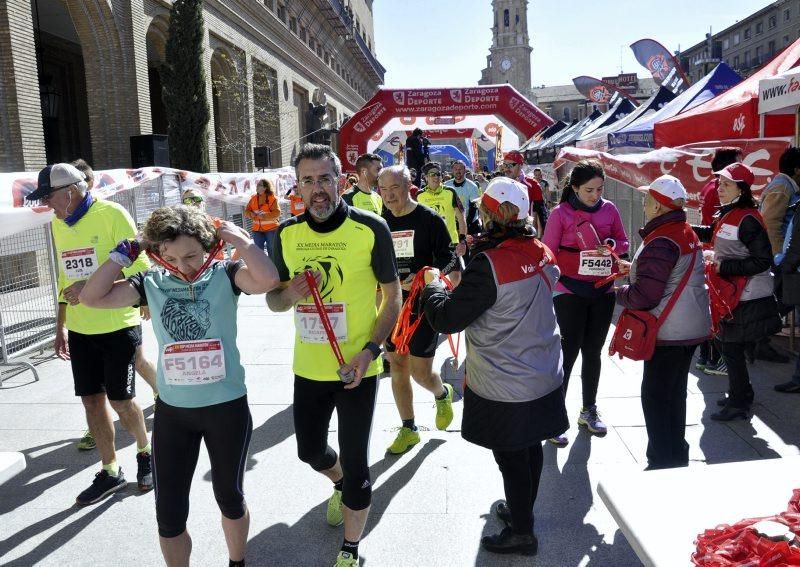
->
xmin=654 ymin=38 xmax=800 ymax=148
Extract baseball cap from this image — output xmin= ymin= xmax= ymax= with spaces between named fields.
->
xmin=481 ymin=177 xmax=530 ymax=220
xmin=26 ymin=163 xmax=85 ymax=201
xmin=713 ymin=162 xmax=755 ymax=185
xmin=502 ymin=150 xmax=524 ymax=165
xmin=636 ymin=175 xmax=687 ymax=210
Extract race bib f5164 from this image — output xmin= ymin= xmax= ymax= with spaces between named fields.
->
xmin=162 ymin=339 xmax=225 ymax=385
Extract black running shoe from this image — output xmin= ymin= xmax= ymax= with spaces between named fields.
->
xmin=76 ymin=469 xmax=126 ymax=506
xmin=481 ymin=527 xmax=538 ymax=556
xmin=137 ymin=452 xmax=153 ymax=492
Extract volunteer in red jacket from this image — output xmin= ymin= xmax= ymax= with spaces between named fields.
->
xmin=542 ymin=159 xmax=629 ymax=445
xmin=420 ymin=177 xmax=568 ymax=556
xmin=696 ymin=147 xmax=741 ymax=375
xmin=615 ymin=175 xmax=710 ymax=470
xmin=501 ymin=151 xmax=548 ymax=235
xmin=692 ymin=163 xmax=782 ymax=421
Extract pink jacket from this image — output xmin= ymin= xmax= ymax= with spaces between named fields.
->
xmin=542 ymin=199 xmax=629 ymax=293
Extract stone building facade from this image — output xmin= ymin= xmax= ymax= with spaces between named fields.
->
xmin=0 ymin=0 xmax=384 ymax=173
xmin=679 ymin=0 xmax=800 ymax=84
xmin=478 ymin=0 xmax=533 ymax=98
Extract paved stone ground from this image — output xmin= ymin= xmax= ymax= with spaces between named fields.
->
xmin=1 ymin=293 xmax=798 ymax=566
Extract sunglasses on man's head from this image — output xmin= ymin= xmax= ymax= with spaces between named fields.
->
xmin=182 ymin=196 xmax=204 ymax=205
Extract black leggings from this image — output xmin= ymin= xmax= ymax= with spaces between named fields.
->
xmin=492 ymin=443 xmax=544 ymax=535
xmin=153 ymin=396 xmax=253 ymax=538
xmin=554 ymin=293 xmax=616 ymax=408
xmin=293 ymin=375 xmax=378 ymax=511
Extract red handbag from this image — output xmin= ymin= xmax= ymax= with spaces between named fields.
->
xmin=609 ymin=252 xmax=697 ymax=362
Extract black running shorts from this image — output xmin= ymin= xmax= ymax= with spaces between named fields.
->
xmin=385 ymin=314 xmax=439 ymax=359
xmin=68 ymin=325 xmax=141 ymax=400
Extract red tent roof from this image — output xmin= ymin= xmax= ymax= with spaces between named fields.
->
xmin=654 ymin=39 xmax=800 ymax=148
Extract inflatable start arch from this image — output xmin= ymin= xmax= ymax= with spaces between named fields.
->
xmin=338 ymin=85 xmax=554 ymax=172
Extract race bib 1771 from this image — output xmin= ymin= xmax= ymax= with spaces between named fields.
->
xmin=295 ymin=302 xmax=348 ymax=344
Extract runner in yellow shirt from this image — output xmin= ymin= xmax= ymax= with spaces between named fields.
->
xmin=27 ymin=163 xmax=152 ymax=506
xmin=267 ymin=144 xmax=401 ymax=567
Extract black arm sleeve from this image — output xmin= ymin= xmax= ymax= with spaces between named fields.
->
xmin=127 ymin=272 xmax=148 ymax=306
xmin=431 ymin=215 xmax=458 ymax=273
xmin=422 ymin=253 xmax=496 ymax=334
xmin=341 ymin=189 xmax=354 ymax=207
xmin=223 ymin=260 xmax=245 ymax=295
xmin=368 ymin=217 xmax=399 ymax=283
xmin=719 ymin=216 xmax=774 ymax=277
xmin=692 ymin=224 xmax=714 ymax=243
xmin=272 ymin=225 xmax=291 ymax=282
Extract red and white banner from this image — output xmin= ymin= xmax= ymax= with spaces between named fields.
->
xmin=338 ymin=85 xmax=554 ymax=171
xmin=555 ymin=138 xmax=791 ymax=208
xmin=1 ymin=166 xmax=296 ymax=239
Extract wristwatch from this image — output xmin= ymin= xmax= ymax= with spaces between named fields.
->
xmin=363 ymin=341 xmax=382 ymax=360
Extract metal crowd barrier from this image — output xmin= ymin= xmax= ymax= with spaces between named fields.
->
xmin=0 ymin=225 xmax=58 ymax=385
xmin=0 ymin=173 xmax=252 ymax=385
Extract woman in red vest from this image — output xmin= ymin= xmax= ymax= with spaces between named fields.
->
xmin=692 ymin=163 xmax=781 ymax=421
xmin=615 ymin=175 xmax=710 ymax=469
xmin=542 ymin=160 xmax=629 ymax=445
xmin=245 ymin=179 xmax=280 ymax=255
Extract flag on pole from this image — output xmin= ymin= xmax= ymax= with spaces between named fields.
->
xmin=630 ymin=38 xmax=689 ymax=94
xmin=572 ymin=76 xmax=637 ymax=104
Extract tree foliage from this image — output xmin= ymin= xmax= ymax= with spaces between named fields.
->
xmin=161 ymin=0 xmax=210 ymax=172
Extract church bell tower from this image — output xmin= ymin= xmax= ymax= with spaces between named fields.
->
xmin=478 ymin=0 xmax=533 ymax=97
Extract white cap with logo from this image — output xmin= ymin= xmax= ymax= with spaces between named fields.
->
xmin=480 ymin=177 xmax=530 ymax=220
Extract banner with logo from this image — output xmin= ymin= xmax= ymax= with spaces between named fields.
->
xmin=555 ymin=138 xmax=790 ymax=208
xmin=630 ymin=38 xmax=689 ymax=94
xmin=758 ymin=65 xmax=800 ymax=114
xmin=0 ymin=166 xmax=296 ymax=239
xmin=572 ymin=76 xmax=636 ymax=104
xmin=337 ymin=86 xmax=554 ymax=171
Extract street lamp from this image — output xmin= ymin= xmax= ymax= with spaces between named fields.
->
xmin=39 ymin=75 xmax=60 ymax=119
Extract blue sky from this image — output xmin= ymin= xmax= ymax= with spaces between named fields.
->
xmin=373 ymin=0 xmax=771 ymax=87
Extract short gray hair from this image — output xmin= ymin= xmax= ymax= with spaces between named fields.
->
xmin=294 ymin=143 xmax=342 ymax=178
xmin=378 ymin=165 xmax=411 ymax=186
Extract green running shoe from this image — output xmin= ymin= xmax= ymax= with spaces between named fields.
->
xmin=435 ymin=383 xmax=454 ymax=431
xmin=386 ymin=426 xmax=420 ymax=455
xmin=326 ymin=488 xmax=343 ymax=526
xmin=334 ymin=551 xmax=358 ymax=566
xmin=77 ymin=430 xmax=96 ymax=451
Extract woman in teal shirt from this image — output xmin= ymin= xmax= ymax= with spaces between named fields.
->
xmin=80 ymin=206 xmax=280 ymax=567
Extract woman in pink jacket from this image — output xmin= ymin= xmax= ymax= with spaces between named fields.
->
xmin=542 ymin=159 xmax=629 ymax=445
